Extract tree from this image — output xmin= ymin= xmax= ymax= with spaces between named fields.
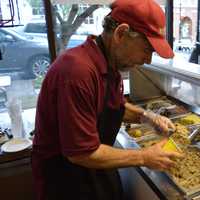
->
xmin=53 ymin=4 xmax=100 ymax=52
xmin=27 ymin=0 xmax=100 ymax=52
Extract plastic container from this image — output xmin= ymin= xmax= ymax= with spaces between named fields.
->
xmin=163 ymin=138 xmax=181 ymax=152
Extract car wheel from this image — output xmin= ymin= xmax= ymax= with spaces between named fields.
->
xmin=28 ymin=55 xmax=50 ymax=77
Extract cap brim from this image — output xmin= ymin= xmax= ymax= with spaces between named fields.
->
xmin=147 ymin=36 xmax=174 ymax=59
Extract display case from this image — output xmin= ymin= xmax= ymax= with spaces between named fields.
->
xmin=130 ymin=56 xmax=200 ymax=108
xmin=117 ymin=57 xmax=200 ymax=200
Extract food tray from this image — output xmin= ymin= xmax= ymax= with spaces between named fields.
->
xmin=170 ymin=113 xmax=193 ymax=121
xmin=166 ymin=173 xmax=200 ymax=197
xmin=172 ymin=113 xmax=200 ymax=126
xmin=135 ymin=133 xmax=200 ymax=197
xmin=166 ymin=146 xmax=200 ymax=197
xmin=140 ymin=96 xmax=190 ymax=119
xmin=190 ymin=193 xmax=200 ymax=200
xmin=145 ymin=98 xmax=174 ymax=111
xmin=136 ymin=134 xmax=163 ymax=147
xmin=159 ymin=105 xmax=190 ymax=118
xmin=124 ymin=124 xmax=155 ymax=140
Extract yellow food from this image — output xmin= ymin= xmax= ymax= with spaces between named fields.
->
xmin=170 ymin=123 xmax=190 ymax=148
xmin=128 ymin=129 xmax=142 ymax=138
xmin=162 ymin=138 xmax=180 ymax=152
xmin=166 ymin=123 xmax=200 ymax=191
xmin=178 ymin=114 xmax=200 ymax=125
xmin=168 ymin=148 xmax=200 ymax=191
xmin=139 ymin=123 xmax=200 ymax=191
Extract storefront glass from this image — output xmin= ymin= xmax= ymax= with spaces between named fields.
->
xmin=173 ymin=0 xmax=198 ymax=63
xmin=0 ymin=0 xmax=199 ymax=140
xmin=0 ymin=0 xmax=50 ymax=139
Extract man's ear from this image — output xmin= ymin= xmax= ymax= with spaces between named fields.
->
xmin=113 ymin=23 xmax=130 ymax=44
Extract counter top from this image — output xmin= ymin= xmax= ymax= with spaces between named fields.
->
xmin=0 ymin=147 xmax=31 ymax=164
xmin=116 ymin=129 xmax=192 ymax=200
xmin=144 ymin=55 xmax=200 ymax=86
xmin=152 ymin=55 xmax=200 ymax=77
xmin=0 ymin=127 xmax=198 ymax=199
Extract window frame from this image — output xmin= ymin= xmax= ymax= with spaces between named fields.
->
xmin=44 ymin=0 xmax=200 ymax=71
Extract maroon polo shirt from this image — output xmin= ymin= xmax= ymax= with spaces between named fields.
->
xmin=33 ymin=36 xmax=125 ymax=158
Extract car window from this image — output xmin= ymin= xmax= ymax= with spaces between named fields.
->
xmin=25 ymin=23 xmax=47 ymax=33
xmin=0 ymin=31 xmax=6 ymax=42
xmin=0 ymin=30 xmax=13 ymax=42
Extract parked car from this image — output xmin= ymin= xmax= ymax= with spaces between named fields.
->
xmin=14 ymin=21 xmax=87 ymax=48
xmin=0 ymin=26 xmax=86 ymax=79
xmin=15 ymin=20 xmax=48 ymax=39
xmin=0 ymin=28 xmax=50 ymax=79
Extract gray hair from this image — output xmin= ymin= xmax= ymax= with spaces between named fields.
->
xmin=102 ymin=15 xmax=119 ymax=33
xmin=102 ymin=15 xmax=140 ymax=39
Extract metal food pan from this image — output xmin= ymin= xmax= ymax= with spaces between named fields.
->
xmin=136 ymin=134 xmax=163 ymax=147
xmin=135 ymin=133 xmax=200 ymax=197
xmin=125 ymin=124 xmax=155 ymax=140
xmin=165 ymin=146 xmax=200 ymax=197
xmin=144 ymin=97 xmax=174 ymax=109
xmin=190 ymin=193 xmax=200 ymax=200
xmin=165 ymin=173 xmax=200 ymax=197
xmin=139 ymin=97 xmax=190 ymax=119
xmin=171 ymin=113 xmax=200 ymax=126
xmin=170 ymin=113 xmax=192 ymax=120
xmin=163 ymin=106 xmax=190 ymax=119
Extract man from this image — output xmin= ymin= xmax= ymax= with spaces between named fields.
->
xmin=32 ymin=0 xmax=182 ymax=199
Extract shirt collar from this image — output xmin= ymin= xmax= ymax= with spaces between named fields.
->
xmin=83 ymin=35 xmax=108 ymax=75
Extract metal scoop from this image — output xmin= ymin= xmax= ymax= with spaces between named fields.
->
xmin=167 ymin=127 xmax=200 ymax=150
xmin=156 ymin=105 xmax=177 ymax=115
xmin=188 ymin=126 xmax=200 ymax=149
xmin=168 ymin=128 xmax=176 ymax=136
xmin=188 ymin=126 xmax=200 ymax=143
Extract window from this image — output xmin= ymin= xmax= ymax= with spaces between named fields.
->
xmin=0 ymin=30 xmax=7 ymax=41
xmin=32 ymin=7 xmax=45 ymax=15
xmin=51 ymin=2 xmax=132 ymax=95
xmin=79 ymin=4 xmax=95 ymax=25
xmin=173 ymin=0 xmax=198 ymax=63
xmin=0 ymin=4 xmax=2 ymax=20
xmin=0 ymin=0 xmax=50 ymax=139
xmin=180 ymin=17 xmax=192 ymax=39
xmin=52 ymin=3 xmax=111 ymax=51
xmin=0 ymin=0 xmax=199 ymax=141
xmin=25 ymin=23 xmax=47 ymax=33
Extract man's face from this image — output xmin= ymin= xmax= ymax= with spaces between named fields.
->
xmin=114 ymin=31 xmax=154 ymax=71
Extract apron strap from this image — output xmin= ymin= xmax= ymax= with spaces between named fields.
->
xmin=95 ymin=35 xmax=112 ymax=109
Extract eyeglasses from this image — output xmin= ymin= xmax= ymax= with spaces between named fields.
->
xmin=127 ymin=29 xmax=154 ymax=53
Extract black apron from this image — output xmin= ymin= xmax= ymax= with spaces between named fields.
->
xmin=33 ymin=36 xmax=125 ymax=200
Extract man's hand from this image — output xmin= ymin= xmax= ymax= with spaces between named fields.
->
xmin=141 ymin=110 xmax=175 ymax=135
xmin=140 ymin=139 xmax=183 ymax=171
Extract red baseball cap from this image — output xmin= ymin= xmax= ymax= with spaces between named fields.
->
xmin=110 ymin=0 xmax=174 ymax=59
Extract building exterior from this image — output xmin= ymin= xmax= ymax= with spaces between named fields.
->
xmin=174 ymin=0 xmax=197 ymax=42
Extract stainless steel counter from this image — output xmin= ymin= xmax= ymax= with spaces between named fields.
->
xmin=116 ymin=129 xmax=200 ymax=200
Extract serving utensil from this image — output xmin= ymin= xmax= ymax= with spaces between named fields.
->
xmin=188 ymin=126 xmax=200 ymax=143
xmin=156 ymin=105 xmax=177 ymax=115
xmin=187 ymin=127 xmax=200 ymax=150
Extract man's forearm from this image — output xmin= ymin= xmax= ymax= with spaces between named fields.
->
xmin=123 ymin=102 xmax=145 ymax=123
xmin=68 ymin=144 xmax=144 ymax=169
